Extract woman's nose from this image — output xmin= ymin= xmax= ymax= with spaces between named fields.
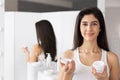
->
xmin=87 ymin=25 xmax=92 ymax=31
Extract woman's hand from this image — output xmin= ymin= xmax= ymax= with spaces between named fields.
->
xmin=61 ymin=60 xmax=75 ymax=76
xmin=92 ymin=65 xmax=108 ymax=80
xmin=22 ymin=46 xmax=30 ymax=55
xmin=59 ymin=50 xmax=74 ymax=80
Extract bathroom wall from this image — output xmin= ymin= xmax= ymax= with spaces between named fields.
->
xmin=0 ymin=0 xmax=4 ymax=79
xmin=105 ymin=0 xmax=120 ymax=62
xmin=105 ymin=7 xmax=120 ymax=62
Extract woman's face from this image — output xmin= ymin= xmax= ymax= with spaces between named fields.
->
xmin=80 ymin=14 xmax=100 ymax=41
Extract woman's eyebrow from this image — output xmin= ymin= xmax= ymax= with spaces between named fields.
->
xmin=92 ymin=20 xmax=98 ymax=23
xmin=81 ymin=21 xmax=87 ymax=23
xmin=81 ymin=20 xmax=98 ymax=23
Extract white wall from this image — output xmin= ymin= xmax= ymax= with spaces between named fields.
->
xmin=0 ymin=0 xmax=4 ymax=80
xmin=97 ymin=0 xmax=105 ymax=14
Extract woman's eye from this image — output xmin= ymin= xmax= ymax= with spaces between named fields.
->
xmin=92 ymin=22 xmax=97 ymax=26
xmin=82 ymin=23 xmax=87 ymax=26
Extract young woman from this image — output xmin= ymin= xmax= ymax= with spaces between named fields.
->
xmin=59 ymin=7 xmax=119 ymax=80
xmin=22 ymin=20 xmax=57 ymax=62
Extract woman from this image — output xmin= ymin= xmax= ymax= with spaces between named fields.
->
xmin=59 ymin=7 xmax=119 ymax=80
xmin=22 ymin=20 xmax=57 ymax=62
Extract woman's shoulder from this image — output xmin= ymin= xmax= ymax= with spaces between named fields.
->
xmin=33 ymin=44 xmax=41 ymax=48
xmin=32 ymin=44 xmax=42 ymax=50
xmin=60 ymin=49 xmax=74 ymax=59
xmin=32 ymin=44 xmax=42 ymax=54
xmin=107 ymin=51 xmax=119 ymax=79
xmin=107 ymin=51 xmax=119 ymax=60
xmin=107 ymin=51 xmax=119 ymax=67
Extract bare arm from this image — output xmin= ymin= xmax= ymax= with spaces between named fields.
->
xmin=22 ymin=46 xmax=30 ymax=62
xmin=58 ymin=50 xmax=75 ymax=80
xmin=92 ymin=51 xmax=119 ymax=80
xmin=108 ymin=52 xmax=119 ymax=80
xmin=92 ymin=65 xmax=109 ymax=80
xmin=22 ymin=44 xmax=42 ymax=62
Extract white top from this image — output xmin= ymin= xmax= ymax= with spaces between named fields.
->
xmin=27 ymin=52 xmax=45 ymax=80
xmin=72 ymin=48 xmax=110 ymax=80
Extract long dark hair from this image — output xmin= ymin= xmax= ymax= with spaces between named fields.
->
xmin=35 ymin=20 xmax=56 ymax=61
xmin=73 ymin=7 xmax=109 ymax=51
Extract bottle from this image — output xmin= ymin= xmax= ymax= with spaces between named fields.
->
xmin=46 ymin=53 xmax=52 ymax=67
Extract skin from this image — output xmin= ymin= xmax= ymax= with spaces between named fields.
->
xmin=22 ymin=44 xmax=42 ymax=62
xmin=59 ymin=14 xmax=119 ymax=80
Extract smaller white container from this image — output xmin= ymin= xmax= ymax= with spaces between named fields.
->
xmin=60 ymin=58 xmax=72 ymax=64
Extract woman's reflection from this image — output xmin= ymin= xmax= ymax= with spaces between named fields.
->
xmin=22 ymin=20 xmax=57 ymax=62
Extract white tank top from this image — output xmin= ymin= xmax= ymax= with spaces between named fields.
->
xmin=72 ymin=48 xmax=110 ymax=80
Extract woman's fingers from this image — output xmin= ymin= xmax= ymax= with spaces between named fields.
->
xmin=22 ymin=47 xmax=30 ymax=55
xmin=65 ymin=60 xmax=75 ymax=74
xmin=60 ymin=59 xmax=75 ymax=74
xmin=68 ymin=60 xmax=75 ymax=71
xmin=92 ymin=65 xmax=108 ymax=79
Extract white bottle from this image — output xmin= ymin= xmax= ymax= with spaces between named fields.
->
xmin=46 ymin=53 xmax=52 ymax=67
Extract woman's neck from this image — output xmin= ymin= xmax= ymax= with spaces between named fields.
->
xmin=80 ymin=40 xmax=100 ymax=53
